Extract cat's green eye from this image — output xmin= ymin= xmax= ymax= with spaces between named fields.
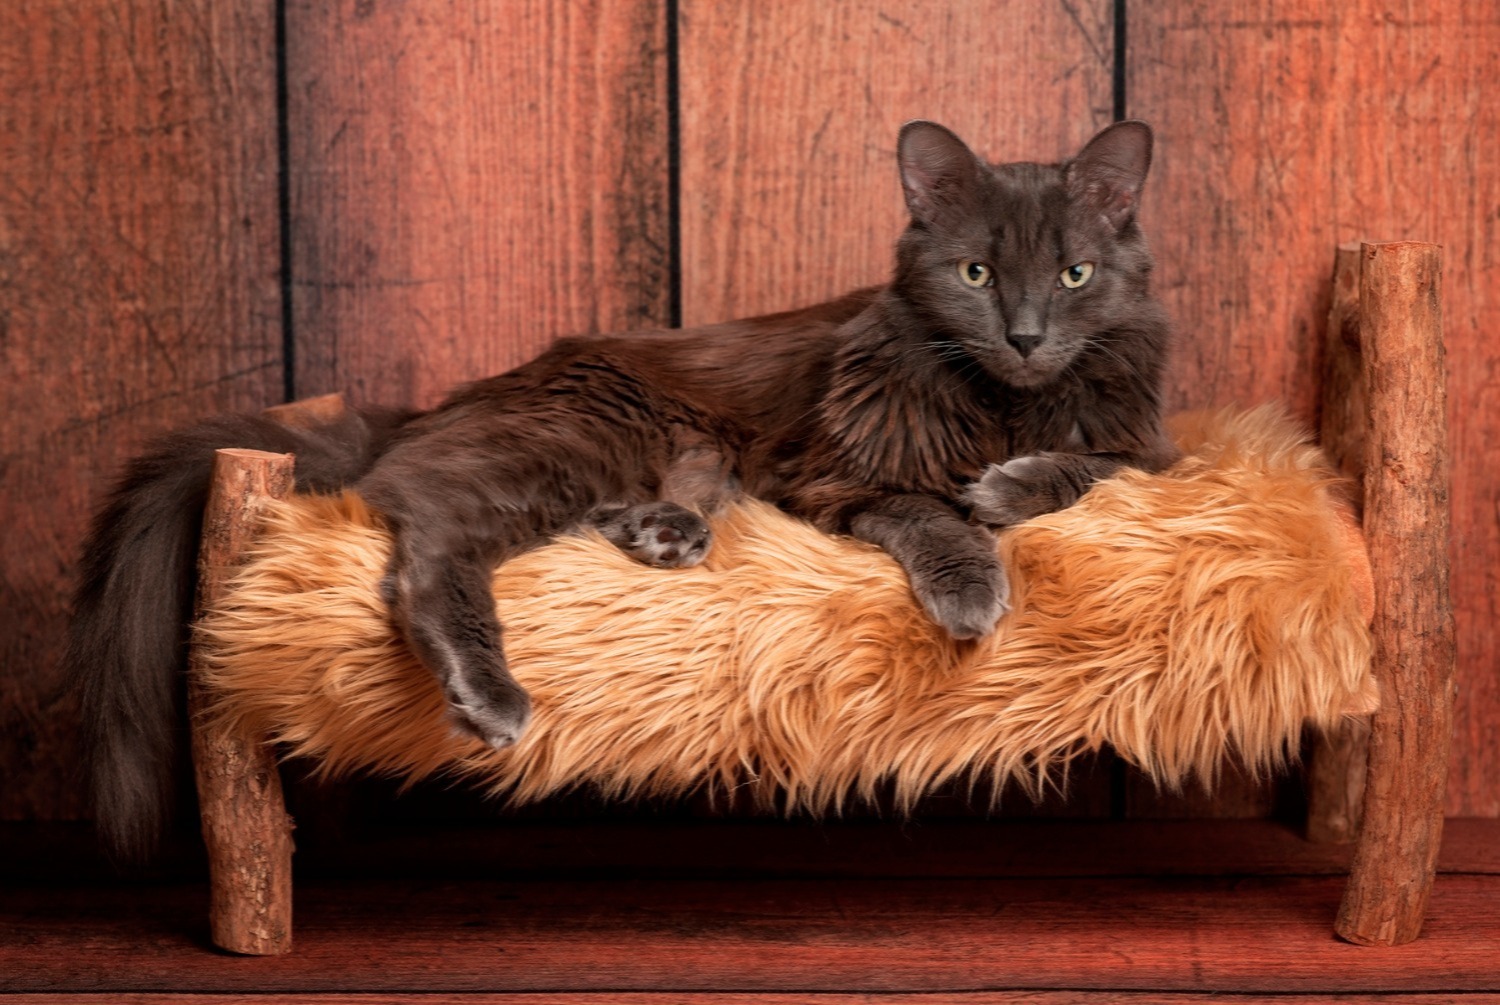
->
xmin=1060 ymin=262 xmax=1095 ymax=288
xmin=958 ymin=260 xmax=994 ymax=288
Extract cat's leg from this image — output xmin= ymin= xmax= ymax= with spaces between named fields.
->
xmin=659 ymin=425 xmax=738 ymax=515
xmin=380 ymin=531 xmax=533 ymax=748
xmin=963 ymin=448 xmax=1171 ymax=526
xmin=588 ymin=426 xmax=736 ymax=569
xmin=846 ymin=493 xmax=1008 ymax=639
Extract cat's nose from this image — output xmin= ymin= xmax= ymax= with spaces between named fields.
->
xmin=1007 ymin=331 xmax=1044 ymax=358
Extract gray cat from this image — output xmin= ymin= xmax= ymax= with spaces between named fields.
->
xmin=68 ymin=119 xmax=1173 ymax=860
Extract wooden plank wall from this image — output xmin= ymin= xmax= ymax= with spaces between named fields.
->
xmin=677 ymin=1 xmax=1114 ymax=325
xmin=0 ymin=2 xmax=283 ymax=820
xmin=284 ymin=0 xmax=672 ymax=408
xmin=1128 ymin=0 xmax=1500 ymax=817
xmin=0 ymin=1 xmax=1494 ymax=823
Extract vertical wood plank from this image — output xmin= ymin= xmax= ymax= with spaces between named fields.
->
xmin=1306 ymin=244 xmax=1370 ymax=844
xmin=286 ymin=0 xmax=670 ymax=409
xmin=1129 ymin=0 xmax=1500 ymax=816
xmin=678 ymin=1 xmax=1117 ymax=326
xmin=0 ymin=1 xmax=282 ymax=819
xmin=1318 ymin=242 xmax=1368 ymax=497
xmin=679 ymin=0 xmax=1116 ymax=817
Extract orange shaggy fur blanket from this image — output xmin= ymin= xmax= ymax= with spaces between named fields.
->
xmin=198 ymin=406 xmax=1376 ymax=812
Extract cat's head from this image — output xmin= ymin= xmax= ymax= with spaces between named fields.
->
xmin=892 ymin=120 xmax=1158 ymax=388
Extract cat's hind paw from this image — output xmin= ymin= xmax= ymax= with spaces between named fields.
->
xmin=591 ymin=501 xmax=712 ymax=568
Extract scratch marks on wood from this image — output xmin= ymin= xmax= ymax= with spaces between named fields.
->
xmin=1 ymin=0 xmax=282 ymax=818
xmin=1058 ymin=0 xmax=1110 ymax=68
xmin=876 ymin=11 xmax=920 ymax=41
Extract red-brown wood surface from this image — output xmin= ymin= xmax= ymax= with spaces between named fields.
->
xmin=0 ymin=2 xmax=283 ymax=820
xmin=284 ymin=0 xmax=671 ymax=409
xmin=188 ymin=449 xmax=297 ymax=955
xmin=2 ymin=2 xmax=1497 ymax=831
xmin=1336 ymin=242 xmax=1454 ymax=946
xmin=677 ymin=1 xmax=1116 ymax=326
xmin=7 ymin=996 xmax=1500 ymax=1005
xmin=678 ymin=0 xmax=1118 ymax=816
xmin=5 ymin=874 xmax=1500 ymax=993
xmin=1305 ymin=244 xmax=1371 ymax=845
xmin=7 ymin=817 xmax=1500 ymax=885
xmin=1129 ymin=0 xmax=1500 ymax=816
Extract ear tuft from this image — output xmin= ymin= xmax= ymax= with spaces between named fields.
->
xmin=897 ymin=120 xmax=983 ymax=227
xmin=1067 ymin=119 xmax=1153 ymax=230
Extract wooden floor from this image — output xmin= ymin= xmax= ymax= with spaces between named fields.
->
xmin=3 ymin=818 xmax=1499 ymax=1002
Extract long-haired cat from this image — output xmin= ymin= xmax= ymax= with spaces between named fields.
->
xmin=69 ymin=119 xmax=1172 ymax=860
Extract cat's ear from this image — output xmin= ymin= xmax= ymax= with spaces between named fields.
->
xmin=1067 ymin=120 xmax=1153 ymax=230
xmin=898 ymin=121 xmax=984 ymax=227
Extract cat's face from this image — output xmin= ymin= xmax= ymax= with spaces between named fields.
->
xmin=893 ymin=121 xmax=1156 ymax=389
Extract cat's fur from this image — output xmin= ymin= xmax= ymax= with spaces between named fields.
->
xmin=68 ymin=119 xmax=1173 ymax=861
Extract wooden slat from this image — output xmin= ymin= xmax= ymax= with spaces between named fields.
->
xmin=282 ymin=817 xmax=1371 ymax=881
xmin=1128 ymin=0 xmax=1500 ymax=817
xmin=288 ymin=816 xmax=1500 ymax=879
xmin=5 ymin=875 xmax=1500 ymax=993
xmin=10 ymin=815 xmax=1500 ymax=888
xmin=677 ymin=1 xmax=1116 ymax=326
xmin=1122 ymin=763 xmax=1280 ymax=820
xmin=8 ymin=995 xmax=1500 ymax=1005
xmin=0 ymin=817 xmax=1464 ymax=885
xmin=1306 ymin=244 xmax=1371 ymax=844
xmin=0 ymin=1 xmax=282 ymax=820
xmin=677 ymin=0 xmax=1117 ymax=818
xmin=285 ymin=0 xmax=671 ymax=409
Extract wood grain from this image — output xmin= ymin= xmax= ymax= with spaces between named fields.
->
xmin=677 ymin=1 xmax=1116 ymax=326
xmin=5 ymin=874 xmax=1500 ymax=993
xmin=1336 ymin=242 xmax=1454 ymax=946
xmin=188 ymin=449 xmax=297 ymax=955
xmin=285 ymin=0 xmax=671 ymax=409
xmin=8 ymin=817 xmax=1500 ymax=885
xmin=1306 ymin=243 xmax=1371 ymax=845
xmin=677 ymin=0 xmax=1117 ymax=817
xmin=1129 ymin=0 xmax=1500 ymax=817
xmin=8 ymin=995 xmax=1500 ymax=1005
xmin=0 ymin=1 xmax=283 ymax=820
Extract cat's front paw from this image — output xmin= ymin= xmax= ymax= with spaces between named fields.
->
xmin=963 ymin=455 xmax=1061 ymax=526
xmin=912 ymin=554 xmax=1011 ymax=640
xmin=592 ymin=501 xmax=712 ymax=568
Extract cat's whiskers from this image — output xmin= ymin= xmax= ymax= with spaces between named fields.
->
xmin=897 ymin=336 xmax=983 ymax=376
xmin=1083 ymin=334 xmax=1138 ymax=372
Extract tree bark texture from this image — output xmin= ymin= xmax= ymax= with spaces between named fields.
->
xmin=1335 ymin=241 xmax=1455 ymax=947
xmin=188 ymin=448 xmax=298 ymax=955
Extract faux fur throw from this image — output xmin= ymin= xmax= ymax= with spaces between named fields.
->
xmin=198 ymin=406 xmax=1377 ymax=813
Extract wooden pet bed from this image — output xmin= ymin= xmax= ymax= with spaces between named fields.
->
xmin=183 ymin=242 xmax=1454 ymax=954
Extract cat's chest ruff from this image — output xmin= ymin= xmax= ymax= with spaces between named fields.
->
xmin=833 ymin=379 xmax=1008 ymax=495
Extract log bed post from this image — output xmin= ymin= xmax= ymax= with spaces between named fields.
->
xmin=187 ymin=447 xmax=297 ymax=955
xmin=1333 ymin=242 xmax=1455 ymax=947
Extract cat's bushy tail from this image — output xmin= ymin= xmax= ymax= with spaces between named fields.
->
xmin=66 ymin=405 xmax=413 ymax=864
